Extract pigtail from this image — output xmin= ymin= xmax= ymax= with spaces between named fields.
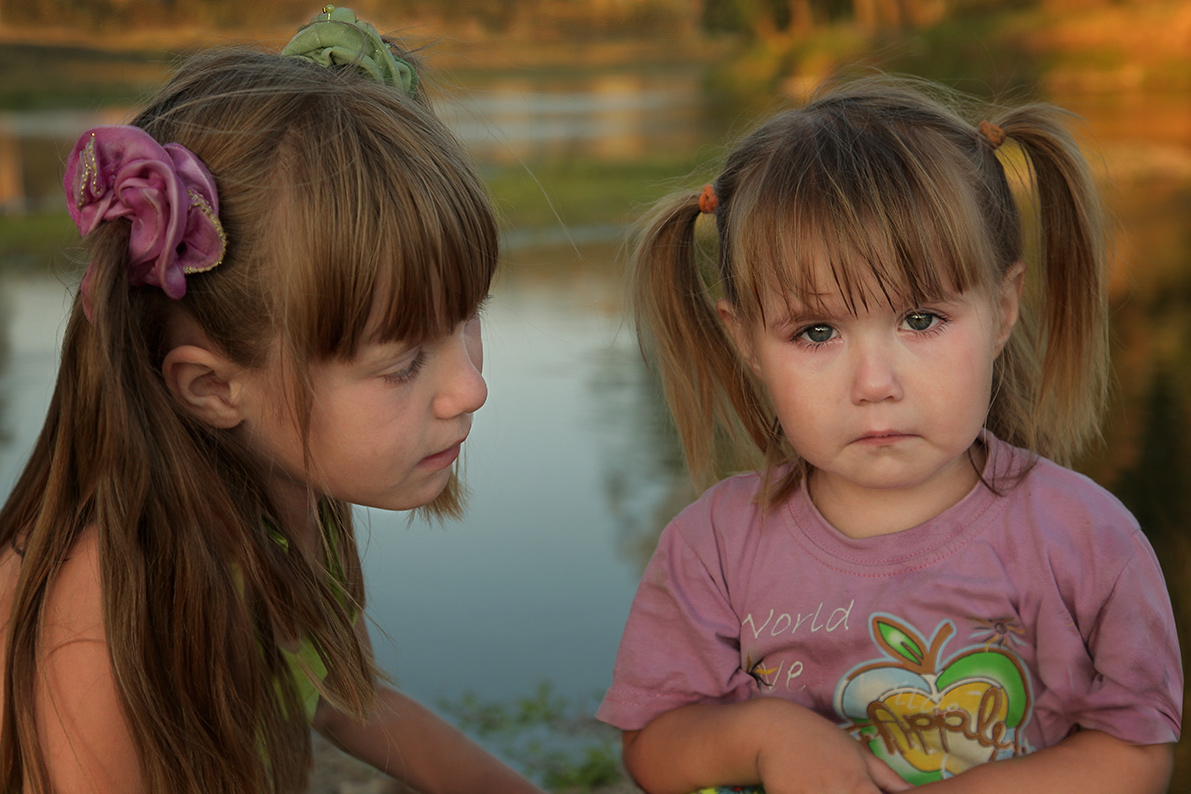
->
xmin=631 ymin=192 xmax=771 ymax=490
xmin=997 ymin=106 xmax=1110 ymax=463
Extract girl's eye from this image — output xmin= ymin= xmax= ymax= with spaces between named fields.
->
xmin=383 ymin=350 xmax=427 ymax=385
xmin=796 ymin=323 xmax=838 ymax=345
xmin=902 ymin=310 xmax=944 ymax=333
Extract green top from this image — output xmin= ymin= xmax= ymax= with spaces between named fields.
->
xmin=282 ymin=635 xmax=329 ymax=723
xmin=267 ymin=512 xmax=352 ymax=725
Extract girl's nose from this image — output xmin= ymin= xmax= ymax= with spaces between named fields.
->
xmin=434 ymin=318 xmax=488 ymax=419
xmin=849 ymin=340 xmax=903 ymax=404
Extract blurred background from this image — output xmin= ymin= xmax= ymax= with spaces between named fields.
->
xmin=0 ymin=0 xmax=1188 ymax=791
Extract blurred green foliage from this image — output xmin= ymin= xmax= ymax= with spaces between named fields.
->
xmin=0 ymin=43 xmax=172 ymax=110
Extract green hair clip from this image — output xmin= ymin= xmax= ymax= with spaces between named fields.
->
xmin=282 ymin=5 xmax=417 ymax=96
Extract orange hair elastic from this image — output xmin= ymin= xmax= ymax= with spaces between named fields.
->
xmin=979 ymin=120 xmax=1006 ymax=150
xmin=698 ymin=183 xmax=719 ymax=214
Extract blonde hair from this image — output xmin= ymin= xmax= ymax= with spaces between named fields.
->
xmin=1 ymin=46 xmax=497 ymax=794
xmin=633 ymin=77 xmax=1108 ymax=506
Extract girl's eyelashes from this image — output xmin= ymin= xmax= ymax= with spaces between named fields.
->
xmin=901 ymin=309 xmax=947 ymax=333
xmin=789 ymin=308 xmax=947 ymax=347
xmin=378 ymin=308 xmax=483 ymax=386
xmin=383 ymin=350 xmax=428 ymax=385
xmin=793 ymin=322 xmax=839 ymax=347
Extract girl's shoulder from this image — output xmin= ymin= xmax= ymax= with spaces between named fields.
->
xmin=0 ymin=525 xmax=106 ymax=653
xmin=676 ymin=470 xmax=769 ymax=527
xmin=40 ymin=525 xmax=107 ymax=651
xmin=663 ymin=470 xmax=777 ymax=560
xmin=992 ymin=440 xmax=1156 ymax=581
xmin=989 ymin=434 xmax=1136 ymax=528
xmin=1013 ymin=452 xmax=1139 ymax=534
xmin=21 ymin=525 xmax=144 ymax=791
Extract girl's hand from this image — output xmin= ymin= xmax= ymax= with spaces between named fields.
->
xmin=623 ymin=698 xmax=911 ymax=794
xmin=752 ymin=704 xmax=910 ymax=794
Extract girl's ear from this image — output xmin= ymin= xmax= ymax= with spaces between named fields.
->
xmin=162 ymin=345 xmax=248 ymax=429
xmin=716 ymin=299 xmax=759 ymax=373
xmin=995 ymin=261 xmax=1027 ymax=355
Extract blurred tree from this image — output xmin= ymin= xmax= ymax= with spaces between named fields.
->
xmin=1 ymin=0 xmax=314 ymax=28
xmin=699 ymin=0 xmax=950 ymax=37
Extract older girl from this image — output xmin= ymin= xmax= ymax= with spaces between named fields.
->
xmin=0 ymin=8 xmax=543 ymax=794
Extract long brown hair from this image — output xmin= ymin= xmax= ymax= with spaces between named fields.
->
xmin=0 ymin=46 xmax=498 ymax=793
xmin=633 ymin=76 xmax=1108 ymax=506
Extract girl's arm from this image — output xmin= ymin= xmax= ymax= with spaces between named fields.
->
xmin=622 ymin=698 xmax=911 ymax=794
xmin=915 ymin=730 xmax=1173 ymax=794
xmin=314 ymin=685 xmax=543 ymax=794
xmin=33 ymin=528 xmax=146 ymax=794
xmin=312 ymin=622 xmax=545 ymax=794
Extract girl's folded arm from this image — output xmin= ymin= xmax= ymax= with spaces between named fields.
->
xmin=916 ymin=730 xmax=1173 ymax=794
xmin=621 ymin=698 xmax=909 ymax=794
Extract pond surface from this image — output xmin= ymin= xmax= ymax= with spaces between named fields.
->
xmin=1 ymin=66 xmax=1189 ymax=782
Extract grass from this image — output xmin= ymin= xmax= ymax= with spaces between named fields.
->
xmin=438 ymin=680 xmax=628 ymax=792
xmin=0 ymin=212 xmax=79 ymax=272
xmin=484 ymin=155 xmax=720 ymax=232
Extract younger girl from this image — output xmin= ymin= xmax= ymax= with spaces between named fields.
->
xmin=597 ymin=78 xmax=1182 ymax=794
xmin=0 ymin=8 xmax=543 ymax=794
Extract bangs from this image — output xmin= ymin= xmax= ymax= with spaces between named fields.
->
xmin=722 ymin=106 xmax=1002 ymax=323
xmin=364 ymin=150 xmax=499 ymax=348
xmin=272 ymin=87 xmax=498 ymax=361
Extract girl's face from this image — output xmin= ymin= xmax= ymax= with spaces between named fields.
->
xmin=724 ymin=264 xmax=1022 ymax=538
xmin=240 ymin=314 xmax=487 ymax=527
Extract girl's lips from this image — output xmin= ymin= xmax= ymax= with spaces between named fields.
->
xmin=855 ymin=432 xmax=914 ymax=446
xmin=420 ymin=441 xmax=462 ymax=470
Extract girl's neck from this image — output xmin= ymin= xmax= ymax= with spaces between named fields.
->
xmin=267 ymin=478 xmax=325 ymax=559
xmin=807 ymin=443 xmax=986 ymax=539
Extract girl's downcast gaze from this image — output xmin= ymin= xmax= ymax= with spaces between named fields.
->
xmin=0 ymin=7 xmax=544 ymax=794
xmin=597 ymin=79 xmax=1182 ymax=793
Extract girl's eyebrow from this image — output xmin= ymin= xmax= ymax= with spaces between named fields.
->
xmin=356 ymin=339 xmax=420 ymax=368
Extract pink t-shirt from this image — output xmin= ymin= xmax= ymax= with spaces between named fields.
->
xmin=597 ymin=436 xmax=1181 ymax=784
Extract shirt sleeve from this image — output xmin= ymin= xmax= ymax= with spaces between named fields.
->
xmin=1026 ymin=471 xmax=1183 ymax=747
xmin=596 ymin=509 xmax=756 ymax=731
xmin=1066 ymin=536 xmax=1182 ymax=744
xmin=35 ymin=529 xmax=146 ymax=793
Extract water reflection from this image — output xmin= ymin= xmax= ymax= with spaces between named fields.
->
xmin=0 ymin=67 xmax=718 ymax=212
xmin=444 ymin=71 xmax=719 ymax=162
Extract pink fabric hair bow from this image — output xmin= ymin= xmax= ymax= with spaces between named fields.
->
xmin=63 ymin=125 xmax=226 ymax=318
